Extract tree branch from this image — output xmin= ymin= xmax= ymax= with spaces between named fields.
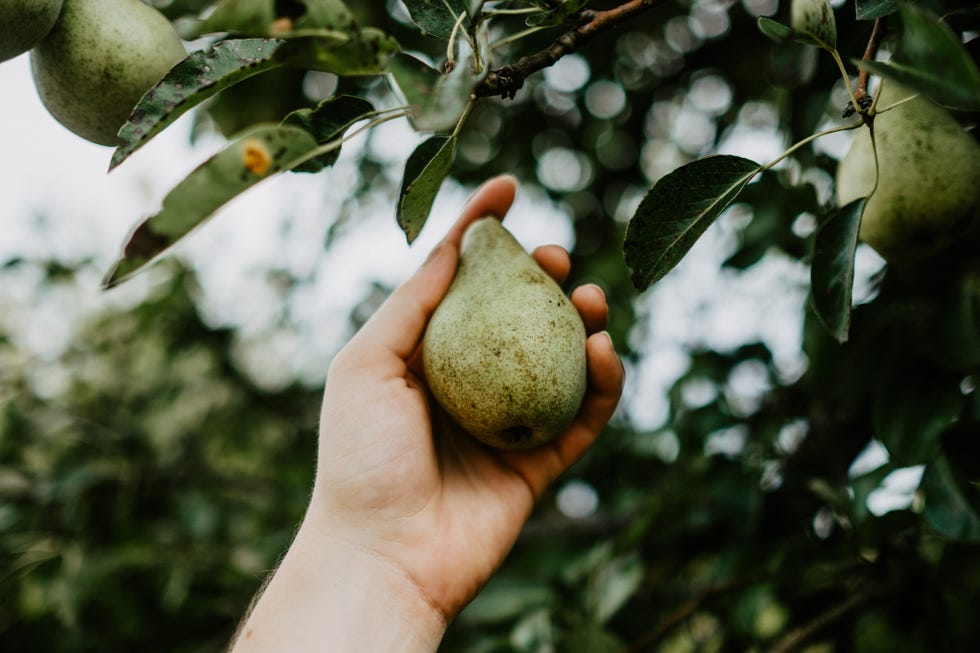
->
xmin=766 ymin=590 xmax=878 ymax=653
xmin=844 ymin=17 xmax=886 ymax=117
xmin=476 ymin=0 xmax=663 ymax=99
xmin=626 ymin=571 xmax=769 ymax=652
xmin=856 ymin=18 xmax=886 ymax=101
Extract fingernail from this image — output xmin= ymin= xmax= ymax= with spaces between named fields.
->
xmin=599 ymin=330 xmax=626 ymax=381
xmin=584 ymin=283 xmax=606 ymax=299
xmin=464 ymin=174 xmax=519 ymax=208
xmin=598 ymin=330 xmax=614 ymax=350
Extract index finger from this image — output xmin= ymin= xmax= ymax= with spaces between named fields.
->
xmin=444 ymin=175 xmax=518 ymax=247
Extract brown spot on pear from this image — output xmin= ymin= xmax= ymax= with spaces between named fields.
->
xmin=30 ymin=0 xmax=186 ymax=145
xmin=423 ymin=217 xmax=588 ymax=450
xmin=836 ymin=83 xmax=980 ymax=264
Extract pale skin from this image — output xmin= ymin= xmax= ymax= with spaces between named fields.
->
xmin=229 ymin=176 xmax=625 ymax=652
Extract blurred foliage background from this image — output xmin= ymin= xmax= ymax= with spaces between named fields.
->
xmin=2 ymin=1 xmax=979 ymax=651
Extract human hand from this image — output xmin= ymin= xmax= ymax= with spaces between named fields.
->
xmin=229 ymin=176 xmax=623 ymax=652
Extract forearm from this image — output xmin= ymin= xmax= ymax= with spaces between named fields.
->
xmin=228 ymin=516 xmax=446 ymax=653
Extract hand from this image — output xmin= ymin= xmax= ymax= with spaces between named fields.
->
xmin=230 ymin=176 xmax=624 ymax=652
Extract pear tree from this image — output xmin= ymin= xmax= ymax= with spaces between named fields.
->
xmin=1 ymin=1 xmax=979 ymax=650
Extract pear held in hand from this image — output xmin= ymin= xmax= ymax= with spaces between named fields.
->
xmin=836 ymin=83 xmax=980 ymax=264
xmin=30 ymin=0 xmax=186 ymax=145
xmin=0 ymin=0 xmax=63 ymax=63
xmin=423 ymin=218 xmax=588 ymax=450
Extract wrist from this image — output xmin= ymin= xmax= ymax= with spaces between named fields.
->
xmin=230 ymin=514 xmax=446 ymax=653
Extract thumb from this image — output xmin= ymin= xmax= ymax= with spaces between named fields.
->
xmin=340 ymin=240 xmax=458 ymax=375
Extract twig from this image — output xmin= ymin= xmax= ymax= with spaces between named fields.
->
xmin=856 ymin=17 xmax=886 ymax=102
xmin=475 ymin=0 xmax=663 ymax=99
xmin=766 ymin=590 xmax=877 ymax=653
xmin=627 ymin=571 xmax=769 ymax=652
xmin=843 ymin=17 xmax=886 ymax=117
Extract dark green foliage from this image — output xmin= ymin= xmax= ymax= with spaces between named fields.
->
xmin=4 ymin=0 xmax=980 ymax=651
xmin=1 ymin=265 xmax=321 ymax=651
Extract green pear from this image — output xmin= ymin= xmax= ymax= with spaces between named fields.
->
xmin=0 ymin=0 xmax=62 ymax=63
xmin=836 ymin=82 xmax=980 ymax=264
xmin=423 ymin=217 xmax=588 ymax=450
xmin=30 ymin=0 xmax=186 ymax=145
xmin=791 ymin=0 xmax=836 ymax=49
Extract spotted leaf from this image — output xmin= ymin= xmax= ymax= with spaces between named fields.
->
xmin=110 ymin=38 xmax=286 ymax=171
xmin=103 ymin=126 xmax=320 ymax=288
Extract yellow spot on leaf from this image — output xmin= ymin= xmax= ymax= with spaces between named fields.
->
xmin=242 ymin=138 xmax=272 ymax=176
xmin=270 ymin=17 xmax=294 ymax=36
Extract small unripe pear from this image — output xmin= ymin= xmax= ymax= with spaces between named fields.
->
xmin=0 ymin=0 xmax=63 ymax=63
xmin=423 ymin=218 xmax=588 ymax=450
xmin=30 ymin=0 xmax=186 ymax=145
xmin=791 ymin=0 xmax=836 ymax=49
xmin=836 ymin=83 xmax=980 ymax=264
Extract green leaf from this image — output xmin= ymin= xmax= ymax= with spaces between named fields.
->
xmin=410 ymin=24 xmax=490 ymax=133
xmin=623 ymin=155 xmax=761 ymax=291
xmin=921 ymin=453 xmax=980 ymax=541
xmin=402 ymin=0 xmax=470 ymax=39
xmin=810 ymin=199 xmax=864 ymax=343
xmin=397 ymin=136 xmax=458 ymax=244
xmin=526 ymin=0 xmax=587 ymax=27
xmin=930 ymin=270 xmax=980 ymax=369
xmin=103 ymin=126 xmax=321 ymax=288
xmin=557 ymin=624 xmax=627 ymax=653
xmin=281 ymin=95 xmax=374 ymax=173
xmin=850 ymin=462 xmax=895 ymax=523
xmin=276 ymin=27 xmax=400 ymax=76
xmin=461 ymin=577 xmax=554 ymax=625
xmin=292 ymin=0 xmax=372 ymax=31
xmin=588 ymin=552 xmax=644 ymax=624
xmin=758 ymin=11 xmax=834 ymax=51
xmin=110 ymin=39 xmax=285 ymax=171
xmin=757 ymin=17 xmax=794 ymax=43
xmin=387 ymin=52 xmax=442 ymax=130
xmin=856 ymin=4 xmax=980 ymax=110
xmin=193 ymin=0 xmax=275 ymax=36
xmin=855 ymin=0 xmax=898 ymax=20
xmin=873 ymin=368 xmax=963 ymax=466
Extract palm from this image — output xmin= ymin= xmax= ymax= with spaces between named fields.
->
xmin=317 ymin=337 xmax=553 ymax=617
xmin=312 ymin=176 xmax=622 ymax=622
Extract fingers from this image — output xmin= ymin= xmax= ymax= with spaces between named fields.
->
xmin=334 ymin=175 xmax=518 ymax=377
xmin=531 ymin=245 xmax=571 ymax=285
xmin=546 ymin=331 xmax=623 ymax=478
xmin=570 ymin=284 xmax=608 ymax=334
xmin=337 ymin=241 xmax=459 ymax=375
xmin=501 ymin=330 xmax=624 ymax=499
xmin=562 ymin=331 xmax=625 ymax=457
xmin=444 ymin=175 xmax=518 ymax=247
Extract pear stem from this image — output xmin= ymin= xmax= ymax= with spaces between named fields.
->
xmin=451 ymin=100 xmax=475 ymax=139
xmin=830 ymin=48 xmax=861 ymax=116
xmin=759 ymin=120 xmax=864 ymax=173
xmin=446 ymin=9 xmax=471 ymax=68
xmin=294 ymin=107 xmax=414 ymax=168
